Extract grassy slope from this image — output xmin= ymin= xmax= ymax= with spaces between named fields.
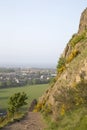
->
xmin=45 ymin=107 xmax=87 ymax=130
xmin=57 ymin=107 xmax=87 ymax=130
xmin=0 ymin=84 xmax=49 ymax=110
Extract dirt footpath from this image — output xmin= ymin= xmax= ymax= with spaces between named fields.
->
xmin=1 ymin=112 xmax=47 ymax=130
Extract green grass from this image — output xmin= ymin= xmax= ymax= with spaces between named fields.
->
xmin=0 ymin=84 xmax=49 ymax=110
xmin=44 ymin=106 xmax=87 ymax=130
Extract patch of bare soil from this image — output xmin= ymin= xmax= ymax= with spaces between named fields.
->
xmin=1 ymin=112 xmax=47 ymax=130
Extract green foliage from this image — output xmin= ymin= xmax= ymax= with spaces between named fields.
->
xmin=70 ymin=31 xmax=87 ymax=47
xmin=8 ymin=92 xmax=28 ymax=115
xmin=44 ymin=122 xmax=58 ymax=130
xmin=57 ymin=57 xmax=66 ymax=73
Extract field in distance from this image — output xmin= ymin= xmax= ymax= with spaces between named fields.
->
xmin=0 ymin=84 xmax=49 ymax=110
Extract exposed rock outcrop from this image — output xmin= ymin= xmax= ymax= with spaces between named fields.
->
xmin=38 ymin=8 xmax=87 ymax=120
xmin=78 ymin=8 xmax=87 ymax=34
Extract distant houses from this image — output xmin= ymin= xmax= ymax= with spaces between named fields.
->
xmin=0 ymin=68 xmax=56 ymax=88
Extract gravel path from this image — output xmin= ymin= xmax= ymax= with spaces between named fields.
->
xmin=1 ymin=112 xmax=47 ymax=130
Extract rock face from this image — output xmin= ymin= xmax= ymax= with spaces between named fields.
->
xmin=38 ymin=8 xmax=87 ymax=119
xmin=29 ymin=99 xmax=37 ymax=111
xmin=78 ymin=8 xmax=87 ymax=34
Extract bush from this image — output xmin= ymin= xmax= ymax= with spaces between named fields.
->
xmin=8 ymin=92 xmax=28 ymax=116
xmin=57 ymin=57 xmax=66 ymax=73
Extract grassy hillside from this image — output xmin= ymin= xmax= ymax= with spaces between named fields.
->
xmin=0 ymin=84 xmax=49 ymax=110
xmin=44 ymin=106 xmax=87 ymax=130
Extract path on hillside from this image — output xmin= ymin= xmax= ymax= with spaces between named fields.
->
xmin=1 ymin=112 xmax=47 ymax=130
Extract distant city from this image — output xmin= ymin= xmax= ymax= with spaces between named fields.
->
xmin=0 ymin=67 xmax=56 ymax=88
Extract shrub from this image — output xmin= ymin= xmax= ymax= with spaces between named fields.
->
xmin=8 ymin=92 xmax=28 ymax=116
xmin=57 ymin=57 xmax=66 ymax=73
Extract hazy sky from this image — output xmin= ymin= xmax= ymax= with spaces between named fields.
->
xmin=0 ymin=0 xmax=86 ymax=68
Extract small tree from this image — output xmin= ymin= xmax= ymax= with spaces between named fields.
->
xmin=8 ymin=92 xmax=28 ymax=116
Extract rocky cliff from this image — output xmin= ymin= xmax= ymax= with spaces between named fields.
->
xmin=38 ymin=8 xmax=87 ymax=120
xmin=78 ymin=8 xmax=87 ymax=34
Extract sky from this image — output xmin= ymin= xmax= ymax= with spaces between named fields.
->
xmin=0 ymin=0 xmax=86 ymax=68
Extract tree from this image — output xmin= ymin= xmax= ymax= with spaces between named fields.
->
xmin=8 ymin=92 xmax=28 ymax=116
